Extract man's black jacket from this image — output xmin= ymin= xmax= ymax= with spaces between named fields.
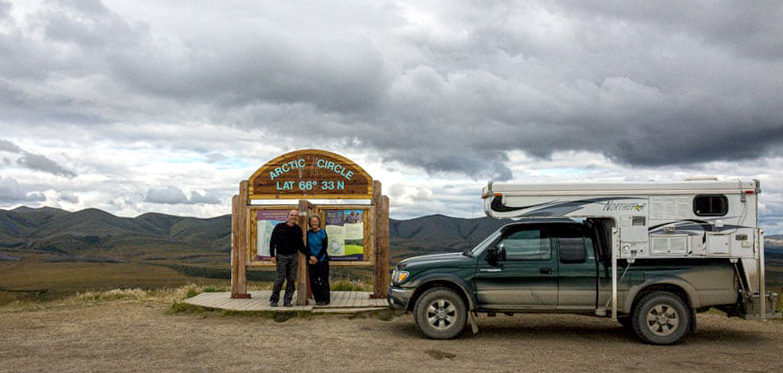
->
xmin=269 ymin=223 xmax=307 ymax=257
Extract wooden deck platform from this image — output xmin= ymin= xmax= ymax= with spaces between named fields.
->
xmin=183 ymin=291 xmax=389 ymax=313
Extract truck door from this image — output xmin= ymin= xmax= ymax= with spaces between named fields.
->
xmin=474 ymin=225 xmax=558 ymax=309
xmin=555 ymin=226 xmax=597 ymax=310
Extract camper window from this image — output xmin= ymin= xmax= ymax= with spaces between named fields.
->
xmin=693 ymin=194 xmax=728 ymax=216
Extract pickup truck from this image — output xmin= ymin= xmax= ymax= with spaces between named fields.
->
xmin=387 ymin=219 xmax=739 ymax=345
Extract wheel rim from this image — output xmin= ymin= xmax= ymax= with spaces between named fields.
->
xmin=645 ymin=304 xmax=680 ymax=337
xmin=426 ymin=299 xmax=458 ymax=331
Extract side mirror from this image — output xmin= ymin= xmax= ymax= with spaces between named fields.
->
xmin=497 ymin=243 xmax=507 ymax=261
xmin=488 ymin=243 xmax=506 ymax=263
xmin=487 ymin=246 xmax=497 ymax=262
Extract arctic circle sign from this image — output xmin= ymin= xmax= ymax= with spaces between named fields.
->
xmin=248 ymin=149 xmax=373 ymax=199
xmin=232 ymin=148 xmax=389 ymax=302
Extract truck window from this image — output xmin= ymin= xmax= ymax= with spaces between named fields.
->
xmin=553 ymin=225 xmax=595 ymax=263
xmin=693 ymin=194 xmax=728 ymax=216
xmin=559 ymin=237 xmax=587 ymax=263
xmin=584 ymin=237 xmax=596 ymax=260
xmin=501 ymin=229 xmax=551 ymax=261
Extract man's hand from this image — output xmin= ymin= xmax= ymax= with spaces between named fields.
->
xmin=270 ymin=257 xmax=277 ymax=265
xmin=308 ymin=256 xmax=317 ymax=265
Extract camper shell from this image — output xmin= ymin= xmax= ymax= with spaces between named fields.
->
xmin=482 ymin=178 xmax=777 ymax=320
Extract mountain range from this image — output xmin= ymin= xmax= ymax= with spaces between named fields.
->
xmin=0 ymin=206 xmax=510 ymax=264
xmin=2 ymin=206 xmax=782 ymax=264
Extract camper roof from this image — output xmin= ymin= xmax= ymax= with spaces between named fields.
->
xmin=483 ymin=179 xmax=759 ymax=198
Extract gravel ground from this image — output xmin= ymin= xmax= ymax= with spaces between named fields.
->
xmin=1 ymin=300 xmax=781 ymax=373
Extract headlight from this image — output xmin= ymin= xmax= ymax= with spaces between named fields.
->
xmin=392 ymin=269 xmax=410 ymax=284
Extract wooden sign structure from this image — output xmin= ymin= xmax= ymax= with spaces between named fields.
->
xmin=230 ymin=149 xmax=390 ymax=305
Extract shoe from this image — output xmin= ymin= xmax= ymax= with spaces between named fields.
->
xmin=283 ymin=303 xmax=293 ymax=307
xmin=270 ymin=301 xmax=278 ymax=307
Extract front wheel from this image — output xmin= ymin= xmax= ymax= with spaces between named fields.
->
xmin=413 ymin=287 xmax=467 ymax=339
xmin=631 ymin=291 xmax=691 ymax=345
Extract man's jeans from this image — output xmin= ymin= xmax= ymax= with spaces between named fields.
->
xmin=270 ymin=254 xmax=298 ymax=304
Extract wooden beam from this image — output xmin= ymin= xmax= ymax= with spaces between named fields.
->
xmin=231 ymin=182 xmax=250 ymax=299
xmin=296 ymin=199 xmax=309 ymax=305
xmin=230 ymin=194 xmax=241 ymax=297
xmin=248 ymin=261 xmax=372 ymax=267
xmin=378 ymin=195 xmax=390 ymax=298
xmin=371 ymin=181 xmax=389 ymax=298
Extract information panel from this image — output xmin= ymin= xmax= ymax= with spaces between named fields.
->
xmin=255 ymin=209 xmax=289 ymax=260
xmin=324 ymin=209 xmax=365 ymax=261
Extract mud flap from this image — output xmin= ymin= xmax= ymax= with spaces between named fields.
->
xmin=690 ymin=308 xmax=698 ymax=333
xmin=468 ymin=311 xmax=479 ymax=334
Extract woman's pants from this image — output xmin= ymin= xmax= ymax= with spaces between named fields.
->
xmin=308 ymin=260 xmax=330 ymax=304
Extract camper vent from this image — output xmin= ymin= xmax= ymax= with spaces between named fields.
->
xmin=651 ymin=235 xmax=688 ymax=255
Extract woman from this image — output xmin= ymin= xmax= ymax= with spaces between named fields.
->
xmin=307 ymin=215 xmax=330 ymax=305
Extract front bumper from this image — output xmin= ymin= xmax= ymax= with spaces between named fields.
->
xmin=387 ymin=285 xmax=415 ymax=310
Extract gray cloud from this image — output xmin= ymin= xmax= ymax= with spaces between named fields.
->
xmin=559 ymin=0 xmax=783 ymax=61
xmin=58 ymin=191 xmax=79 ymax=204
xmin=188 ymin=191 xmax=220 ymax=205
xmin=0 ymin=1 xmax=10 ymax=19
xmin=0 ymin=139 xmax=21 ymax=153
xmin=19 ymin=152 xmax=77 ymax=178
xmin=145 ymin=186 xmax=187 ymax=204
xmin=145 ymin=186 xmax=220 ymax=205
xmin=0 ymin=139 xmax=76 ymax=177
xmin=1 ymin=1 xmax=783 ymax=180
xmin=0 ymin=176 xmax=47 ymax=203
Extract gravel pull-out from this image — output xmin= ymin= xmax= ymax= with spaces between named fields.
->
xmin=1 ymin=302 xmax=781 ymax=373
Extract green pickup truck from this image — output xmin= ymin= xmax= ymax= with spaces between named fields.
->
xmin=388 ymin=219 xmax=740 ymax=345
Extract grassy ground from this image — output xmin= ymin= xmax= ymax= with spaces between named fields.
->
xmin=0 ymin=260 xmax=375 ymax=306
xmin=0 ymin=262 xmax=233 ymax=305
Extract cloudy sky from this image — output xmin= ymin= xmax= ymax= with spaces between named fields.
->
xmin=1 ymin=0 xmax=783 ymax=231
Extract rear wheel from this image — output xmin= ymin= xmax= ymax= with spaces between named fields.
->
xmin=413 ymin=287 xmax=467 ymax=339
xmin=631 ymin=291 xmax=691 ymax=345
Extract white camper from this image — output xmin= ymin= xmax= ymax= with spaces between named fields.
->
xmin=483 ymin=177 xmax=778 ymax=320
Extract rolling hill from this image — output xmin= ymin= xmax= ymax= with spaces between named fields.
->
xmin=0 ymin=207 xmax=508 ymax=264
xmin=1 ymin=206 xmax=780 ymax=265
xmin=1 ymin=207 xmax=781 ymax=303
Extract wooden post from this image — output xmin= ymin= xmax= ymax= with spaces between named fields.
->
xmin=379 ymin=195 xmax=390 ymax=296
xmin=377 ymin=195 xmax=390 ymax=298
xmin=230 ymin=194 xmax=240 ymax=297
xmin=296 ymin=199 xmax=309 ymax=305
xmin=371 ymin=181 xmax=390 ymax=298
xmin=231 ymin=181 xmax=250 ymax=298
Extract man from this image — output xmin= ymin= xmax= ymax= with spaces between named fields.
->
xmin=269 ymin=209 xmax=310 ymax=307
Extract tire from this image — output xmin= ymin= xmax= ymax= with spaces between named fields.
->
xmin=631 ymin=291 xmax=691 ymax=345
xmin=413 ymin=287 xmax=467 ymax=340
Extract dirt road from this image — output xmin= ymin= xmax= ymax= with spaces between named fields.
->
xmin=1 ymin=298 xmax=781 ymax=373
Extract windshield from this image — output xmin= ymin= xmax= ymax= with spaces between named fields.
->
xmin=465 ymin=229 xmax=502 ymax=256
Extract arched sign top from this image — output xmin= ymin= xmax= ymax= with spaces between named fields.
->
xmin=248 ymin=149 xmax=373 ymax=199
